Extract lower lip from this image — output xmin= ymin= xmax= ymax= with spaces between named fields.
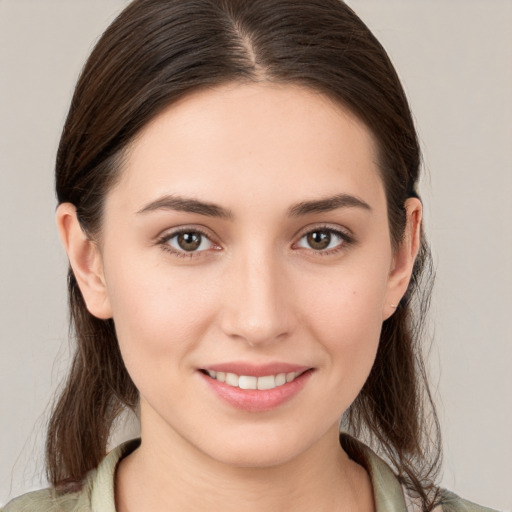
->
xmin=199 ymin=370 xmax=313 ymax=412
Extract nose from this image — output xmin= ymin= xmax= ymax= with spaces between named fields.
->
xmin=219 ymin=248 xmax=294 ymax=347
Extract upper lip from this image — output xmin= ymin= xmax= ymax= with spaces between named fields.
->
xmin=200 ymin=362 xmax=312 ymax=377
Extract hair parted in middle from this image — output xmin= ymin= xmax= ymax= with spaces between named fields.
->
xmin=48 ymin=0 xmax=440 ymax=509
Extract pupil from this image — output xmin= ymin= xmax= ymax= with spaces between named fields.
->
xmin=307 ymin=231 xmax=330 ymax=250
xmin=178 ymin=232 xmax=201 ymax=251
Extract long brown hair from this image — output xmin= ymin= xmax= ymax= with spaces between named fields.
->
xmin=48 ymin=0 xmax=441 ymax=509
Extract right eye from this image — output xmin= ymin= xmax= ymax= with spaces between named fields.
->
xmin=158 ymin=229 xmax=219 ymax=258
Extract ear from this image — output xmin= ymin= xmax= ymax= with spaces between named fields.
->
xmin=56 ymin=203 xmax=113 ymax=319
xmin=382 ymin=197 xmax=422 ymax=320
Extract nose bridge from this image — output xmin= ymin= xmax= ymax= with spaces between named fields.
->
xmin=220 ymin=241 xmax=292 ymax=346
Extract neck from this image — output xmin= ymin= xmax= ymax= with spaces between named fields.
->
xmin=116 ymin=412 xmax=373 ymax=512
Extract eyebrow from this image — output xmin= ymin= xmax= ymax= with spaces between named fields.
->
xmin=137 ymin=195 xmax=234 ymax=219
xmin=136 ymin=193 xmax=371 ymax=219
xmin=287 ymin=193 xmax=371 ymax=216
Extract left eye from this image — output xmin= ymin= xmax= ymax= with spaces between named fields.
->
xmin=166 ymin=231 xmax=214 ymax=253
xmin=296 ymin=229 xmax=346 ymax=251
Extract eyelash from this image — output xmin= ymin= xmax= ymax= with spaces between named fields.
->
xmin=294 ymin=225 xmax=355 ymax=256
xmin=156 ymin=225 xmax=355 ymax=259
xmin=157 ymin=227 xmax=218 ymax=259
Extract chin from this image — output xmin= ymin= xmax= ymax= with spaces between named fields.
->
xmin=194 ymin=422 xmax=332 ymax=470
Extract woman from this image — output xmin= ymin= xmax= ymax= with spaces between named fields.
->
xmin=2 ymin=1 xmax=499 ymax=511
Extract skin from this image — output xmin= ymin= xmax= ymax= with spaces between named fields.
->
xmin=57 ymin=82 xmax=422 ymax=512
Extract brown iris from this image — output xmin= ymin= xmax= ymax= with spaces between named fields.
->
xmin=306 ymin=231 xmax=331 ymax=250
xmin=177 ymin=232 xmax=202 ymax=251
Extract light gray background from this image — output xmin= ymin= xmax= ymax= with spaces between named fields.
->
xmin=1 ymin=1 xmax=510 ymax=510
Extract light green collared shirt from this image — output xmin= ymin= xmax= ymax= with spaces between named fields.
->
xmin=2 ymin=436 xmax=498 ymax=512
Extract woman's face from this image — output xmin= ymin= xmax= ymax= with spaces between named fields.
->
xmin=68 ymin=83 xmax=418 ymax=468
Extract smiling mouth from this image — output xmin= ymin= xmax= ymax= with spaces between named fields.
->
xmin=200 ymin=369 xmax=308 ymax=390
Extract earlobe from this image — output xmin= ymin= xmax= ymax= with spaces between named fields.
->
xmin=56 ymin=203 xmax=113 ymax=319
xmin=382 ymin=198 xmax=423 ymax=320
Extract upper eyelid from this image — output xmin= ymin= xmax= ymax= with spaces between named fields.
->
xmin=156 ymin=224 xmax=217 ymax=242
xmin=294 ymin=223 xmax=354 ymax=241
xmin=157 ymin=223 xmax=351 ymax=238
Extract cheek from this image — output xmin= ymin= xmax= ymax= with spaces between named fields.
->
xmin=315 ymin=292 xmax=382 ymax=380
xmin=103 ymin=258 xmax=220 ymax=375
xmin=295 ymin=261 xmax=389 ymax=388
xmin=299 ymin=260 xmax=389 ymax=337
xmin=308 ymin=300 xmax=382 ymax=419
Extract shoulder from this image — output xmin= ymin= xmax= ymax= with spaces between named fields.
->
xmin=340 ymin=433 xmax=500 ymax=512
xmin=1 ymin=485 xmax=89 ymax=512
xmin=2 ymin=439 xmax=139 ymax=512
xmin=439 ymin=490 xmax=502 ymax=512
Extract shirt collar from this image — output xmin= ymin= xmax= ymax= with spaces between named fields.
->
xmin=88 ymin=436 xmax=408 ymax=512
xmin=340 ymin=433 xmax=408 ymax=512
xmin=89 ymin=438 xmax=140 ymax=512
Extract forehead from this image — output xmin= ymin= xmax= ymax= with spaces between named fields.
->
xmin=109 ymin=82 xmax=385 ymax=214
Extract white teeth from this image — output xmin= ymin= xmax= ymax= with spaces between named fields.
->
xmin=275 ymin=373 xmax=287 ymax=386
xmin=205 ymin=370 xmax=303 ymax=390
xmin=257 ymin=375 xmax=275 ymax=390
xmin=225 ymin=372 xmax=239 ymax=387
xmin=286 ymin=372 xmax=296 ymax=383
xmin=239 ymin=376 xmax=258 ymax=390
